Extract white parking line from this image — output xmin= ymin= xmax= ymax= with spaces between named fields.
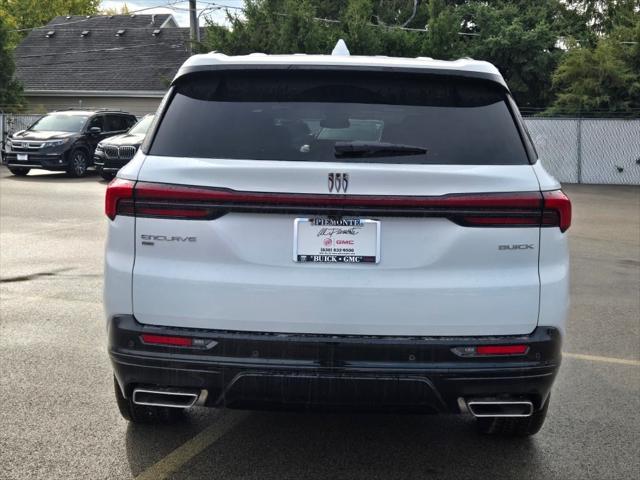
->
xmin=134 ymin=410 xmax=249 ymax=480
xmin=563 ymin=352 xmax=640 ymax=366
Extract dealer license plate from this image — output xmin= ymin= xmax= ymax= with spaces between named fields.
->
xmin=294 ymin=218 xmax=380 ymax=264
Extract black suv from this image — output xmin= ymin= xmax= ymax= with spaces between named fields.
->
xmin=94 ymin=114 xmax=154 ymax=181
xmin=1 ymin=110 xmax=137 ymax=177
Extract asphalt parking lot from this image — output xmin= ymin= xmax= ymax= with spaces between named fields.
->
xmin=0 ymin=167 xmax=638 ymax=480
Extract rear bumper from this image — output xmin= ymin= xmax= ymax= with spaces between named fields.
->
xmin=94 ymin=152 xmax=128 ymax=173
xmin=109 ymin=315 xmax=561 ymax=413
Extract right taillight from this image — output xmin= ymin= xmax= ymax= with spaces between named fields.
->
xmin=105 ymin=178 xmax=135 ymax=220
xmin=541 ymin=190 xmax=572 ymax=232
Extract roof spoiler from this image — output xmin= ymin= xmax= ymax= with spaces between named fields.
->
xmin=171 ymin=64 xmax=508 ymax=90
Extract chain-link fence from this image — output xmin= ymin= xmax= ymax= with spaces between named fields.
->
xmin=1 ymin=113 xmax=42 ymax=145
xmin=2 ymin=112 xmax=638 ymax=185
xmin=524 ymin=118 xmax=640 ymax=185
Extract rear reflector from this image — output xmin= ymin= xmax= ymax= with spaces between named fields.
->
xmin=105 ymin=180 xmax=571 ymax=232
xmin=476 ymin=345 xmax=529 ymax=355
xmin=140 ymin=334 xmax=192 ymax=347
xmin=451 ymin=344 xmax=529 ymax=357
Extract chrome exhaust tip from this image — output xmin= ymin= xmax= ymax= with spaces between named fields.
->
xmin=466 ymin=399 xmax=534 ymax=418
xmin=132 ymin=388 xmax=200 ymax=409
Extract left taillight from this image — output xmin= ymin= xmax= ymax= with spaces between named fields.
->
xmin=105 ymin=178 xmax=135 ymax=220
xmin=542 ymin=190 xmax=572 ymax=232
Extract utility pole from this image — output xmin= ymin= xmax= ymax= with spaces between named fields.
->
xmin=189 ymin=0 xmax=198 ymax=54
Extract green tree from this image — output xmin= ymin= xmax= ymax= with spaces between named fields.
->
xmin=422 ymin=0 xmax=462 ymax=59
xmin=206 ymin=0 xmax=338 ymax=55
xmin=340 ymin=0 xmax=382 ymax=54
xmin=546 ymin=16 xmax=640 ymax=116
xmin=565 ymin=1 xmax=639 ymax=37
xmin=0 ymin=0 xmax=100 ymax=39
xmin=206 ymin=0 xmax=421 ymax=56
xmin=203 ymin=0 xmax=636 ymax=113
xmin=456 ymin=1 xmax=574 ymax=109
xmin=0 ymin=13 xmax=24 ymax=112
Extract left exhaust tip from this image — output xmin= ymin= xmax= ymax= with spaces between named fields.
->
xmin=132 ymin=388 xmax=200 ymax=409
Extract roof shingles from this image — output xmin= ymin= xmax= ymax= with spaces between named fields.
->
xmin=46 ymin=14 xmax=176 ymax=29
xmin=15 ymin=15 xmax=191 ymax=93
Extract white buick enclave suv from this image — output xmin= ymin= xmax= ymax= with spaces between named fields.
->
xmin=105 ymin=50 xmax=570 ymax=436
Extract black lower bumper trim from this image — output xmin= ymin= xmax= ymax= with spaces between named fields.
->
xmin=94 ymin=154 xmax=127 ymax=171
xmin=109 ymin=315 xmax=561 ymax=413
xmin=3 ymin=152 xmax=67 ymax=169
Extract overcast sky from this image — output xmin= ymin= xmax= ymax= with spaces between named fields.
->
xmin=99 ymin=0 xmax=246 ymax=27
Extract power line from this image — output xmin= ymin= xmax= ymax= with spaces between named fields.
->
xmin=199 ymin=2 xmax=243 ymax=11
xmin=16 ymin=26 xmax=188 ymax=32
xmin=199 ymin=1 xmax=479 ymax=35
xmin=7 ymin=0 xmax=186 ymax=33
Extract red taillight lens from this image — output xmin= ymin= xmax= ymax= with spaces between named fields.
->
xmin=542 ymin=190 xmax=571 ymax=232
xmin=105 ymin=178 xmax=135 ymax=220
xmin=106 ymin=180 xmax=570 ymax=231
xmin=109 ymin=181 xmax=548 ymax=225
xmin=476 ymin=345 xmax=529 ymax=355
xmin=134 ymin=206 xmax=210 ymax=219
xmin=140 ymin=334 xmax=192 ymax=347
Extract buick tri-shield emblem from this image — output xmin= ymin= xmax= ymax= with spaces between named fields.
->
xmin=328 ymin=173 xmax=349 ymax=193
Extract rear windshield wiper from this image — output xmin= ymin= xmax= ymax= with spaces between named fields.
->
xmin=334 ymin=141 xmax=427 ymax=159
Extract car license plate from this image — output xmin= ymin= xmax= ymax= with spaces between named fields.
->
xmin=16 ymin=153 xmax=28 ymax=161
xmin=294 ymin=218 xmax=380 ymax=264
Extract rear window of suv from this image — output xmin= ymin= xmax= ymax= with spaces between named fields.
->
xmin=148 ymin=70 xmax=529 ymax=165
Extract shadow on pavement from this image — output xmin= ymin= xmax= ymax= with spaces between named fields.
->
xmin=125 ymin=410 xmax=546 ymax=480
xmin=124 ymin=410 xmax=216 ymax=478
xmin=0 ymin=167 xmax=101 ymax=184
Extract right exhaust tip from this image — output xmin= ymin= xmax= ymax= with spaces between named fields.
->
xmin=467 ymin=399 xmax=534 ymax=418
xmin=132 ymin=388 xmax=199 ymax=409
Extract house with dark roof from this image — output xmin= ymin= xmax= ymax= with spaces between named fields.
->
xmin=14 ymin=14 xmax=192 ymax=114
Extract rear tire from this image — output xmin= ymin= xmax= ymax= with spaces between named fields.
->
xmin=113 ymin=377 xmax=184 ymax=424
xmin=475 ymin=396 xmax=550 ymax=437
xmin=100 ymin=170 xmax=115 ymax=181
xmin=8 ymin=167 xmax=30 ymax=176
xmin=66 ymin=149 xmax=89 ymax=177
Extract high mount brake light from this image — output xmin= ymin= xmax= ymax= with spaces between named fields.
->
xmin=105 ymin=181 xmax=571 ymax=232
